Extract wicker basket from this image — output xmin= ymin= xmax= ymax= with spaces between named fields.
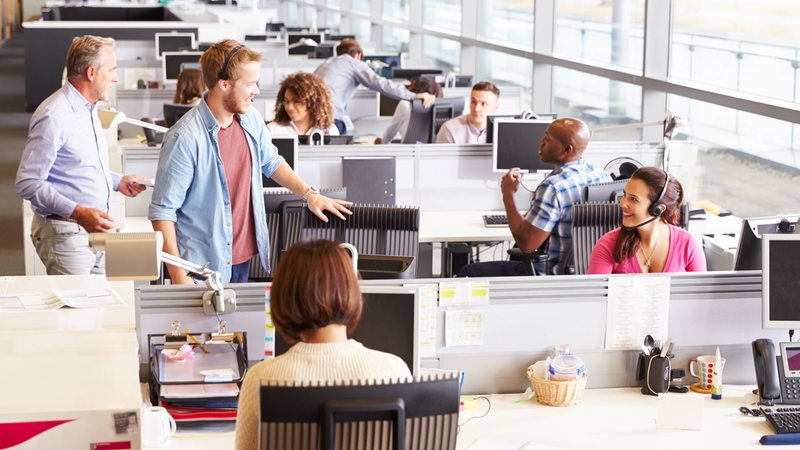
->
xmin=528 ymin=372 xmax=588 ymax=407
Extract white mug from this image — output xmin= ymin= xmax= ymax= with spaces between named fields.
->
xmin=141 ymin=406 xmax=176 ymax=448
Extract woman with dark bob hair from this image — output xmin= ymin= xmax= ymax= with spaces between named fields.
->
xmin=267 ymin=72 xmax=339 ymax=137
xmin=588 ymin=166 xmax=706 ymax=274
xmin=234 ymin=239 xmax=411 ymax=449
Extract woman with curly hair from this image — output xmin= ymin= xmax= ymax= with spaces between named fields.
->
xmin=267 ymin=72 xmax=339 ymax=137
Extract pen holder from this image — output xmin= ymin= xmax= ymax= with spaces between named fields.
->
xmin=641 ymin=354 xmax=671 ymax=396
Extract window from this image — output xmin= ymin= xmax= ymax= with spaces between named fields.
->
xmin=423 ymin=0 xmax=461 ymax=33
xmin=382 ymin=26 xmax=409 ymax=54
xmin=422 ymin=36 xmax=461 ymax=70
xmin=384 ymin=0 xmax=409 ymax=21
xmin=476 ymin=48 xmax=532 ymax=107
xmin=554 ymin=0 xmax=645 ymax=71
xmin=552 ymin=67 xmax=642 ymax=139
xmin=477 ymin=0 xmax=533 ymax=49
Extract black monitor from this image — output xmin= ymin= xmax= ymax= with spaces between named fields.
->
xmin=325 ymin=33 xmax=356 ymax=42
xmin=582 ymin=179 xmax=628 ymax=203
xmin=297 ymin=135 xmax=354 ymax=145
xmin=162 ymin=103 xmax=193 ymax=128
xmin=402 ymin=97 xmax=465 ymax=144
xmin=492 ymin=118 xmax=554 ymax=173
xmin=486 ymin=114 xmax=518 ymax=144
xmin=155 ymin=32 xmax=196 ymax=60
xmin=309 ymin=44 xmax=335 ymax=59
xmin=263 ymin=137 xmax=298 ymax=189
xmin=272 ymin=285 xmax=420 ymax=376
xmin=161 ymin=51 xmax=202 ymax=84
xmin=734 ymin=215 xmax=800 ymax=271
xmin=265 ymin=22 xmax=285 ymax=33
xmin=762 ymin=233 xmax=800 ymax=329
xmin=391 ymin=68 xmax=443 ymax=80
xmin=286 ymin=32 xmax=325 ymax=55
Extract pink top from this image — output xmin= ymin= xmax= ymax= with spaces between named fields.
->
xmin=588 ymin=225 xmax=706 ymax=274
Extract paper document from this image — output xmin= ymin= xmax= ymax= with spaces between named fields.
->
xmin=160 ymin=382 xmax=240 ymax=399
xmin=604 ymin=275 xmax=671 ymax=349
xmin=52 ymin=288 xmax=126 ymax=308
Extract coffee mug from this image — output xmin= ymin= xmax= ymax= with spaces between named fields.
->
xmin=689 ymin=355 xmax=726 ymax=390
xmin=141 ymin=406 xmax=176 ymax=448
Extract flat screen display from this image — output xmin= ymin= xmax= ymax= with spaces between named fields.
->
xmin=161 ymin=51 xmax=203 ymax=84
xmin=263 ymin=137 xmax=298 ymax=189
xmin=762 ymin=233 xmax=800 ymax=329
xmin=272 ymin=286 xmax=420 ymax=376
xmin=492 ymin=118 xmax=553 ymax=173
xmin=155 ymin=32 xmax=196 ymax=59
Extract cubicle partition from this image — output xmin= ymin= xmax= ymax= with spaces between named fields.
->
xmin=133 ymin=272 xmax=781 ymax=396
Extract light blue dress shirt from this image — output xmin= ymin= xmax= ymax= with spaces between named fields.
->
xmin=15 ymin=82 xmax=118 ymax=218
xmin=314 ymin=54 xmax=415 ymax=130
xmin=148 ymin=97 xmax=284 ymax=283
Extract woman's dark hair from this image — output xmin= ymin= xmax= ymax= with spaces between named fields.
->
xmin=269 ymin=240 xmax=362 ymax=343
xmin=409 ymin=76 xmax=443 ymax=98
xmin=173 ymin=68 xmax=205 ymax=104
xmin=613 ymin=166 xmax=684 ymax=263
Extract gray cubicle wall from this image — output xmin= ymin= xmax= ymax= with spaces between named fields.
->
xmin=135 ymin=272 xmax=782 ymax=395
xmin=361 ymin=271 xmax=783 ymax=395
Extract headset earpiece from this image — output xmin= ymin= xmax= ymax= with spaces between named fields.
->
xmin=649 ymin=170 xmax=670 ymax=217
xmin=218 ymin=44 xmax=245 ymax=81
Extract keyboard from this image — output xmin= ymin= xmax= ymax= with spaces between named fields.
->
xmin=482 ymin=214 xmax=508 ymax=228
xmin=762 ymin=406 xmax=800 ymax=433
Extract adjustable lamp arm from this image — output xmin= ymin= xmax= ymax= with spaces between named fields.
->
xmin=98 ymin=109 xmax=169 ymax=134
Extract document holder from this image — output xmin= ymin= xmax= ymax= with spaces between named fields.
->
xmin=147 ymin=332 xmax=248 ymax=407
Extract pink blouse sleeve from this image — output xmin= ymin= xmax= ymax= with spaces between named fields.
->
xmin=587 ymin=230 xmax=618 ymax=274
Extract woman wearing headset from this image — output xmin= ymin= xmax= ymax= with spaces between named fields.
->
xmin=588 ymin=166 xmax=706 ymax=274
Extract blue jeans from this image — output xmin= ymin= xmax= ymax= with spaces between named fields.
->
xmin=230 ymin=260 xmax=251 ymax=283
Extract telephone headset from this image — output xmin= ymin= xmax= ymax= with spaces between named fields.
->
xmin=218 ymin=44 xmax=245 ymax=81
xmin=649 ymin=170 xmax=670 ymax=218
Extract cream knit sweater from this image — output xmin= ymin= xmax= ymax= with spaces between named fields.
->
xmin=234 ymin=339 xmax=412 ymax=449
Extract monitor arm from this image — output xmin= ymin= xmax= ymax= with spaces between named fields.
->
xmin=160 ymin=252 xmax=236 ymax=315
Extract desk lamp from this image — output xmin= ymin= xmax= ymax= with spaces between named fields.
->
xmin=590 ymin=110 xmax=684 ymax=170
xmin=88 ymin=231 xmax=237 ymax=315
xmin=98 ymin=109 xmax=170 ymax=134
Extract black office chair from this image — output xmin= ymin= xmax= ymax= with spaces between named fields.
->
xmin=299 ymin=204 xmax=420 ymax=279
xmin=507 ymin=241 xmax=550 ymax=276
xmin=259 ymin=373 xmax=460 ymax=450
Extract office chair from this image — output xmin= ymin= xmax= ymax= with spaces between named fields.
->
xmin=507 ymin=241 xmax=550 ymax=276
xmin=299 ymin=204 xmax=420 ymax=279
xmin=401 ymin=97 xmax=465 ymax=144
xmin=259 ymin=373 xmax=460 ymax=450
xmin=570 ymin=202 xmax=624 ymax=275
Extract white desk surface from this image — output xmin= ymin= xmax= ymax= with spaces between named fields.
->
xmin=142 ymin=385 xmax=771 ymax=450
xmin=456 ymin=385 xmax=769 ymax=449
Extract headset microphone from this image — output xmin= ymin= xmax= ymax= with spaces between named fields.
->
xmin=624 ymin=169 xmax=670 ymax=230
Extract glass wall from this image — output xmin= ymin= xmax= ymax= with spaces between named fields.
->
xmin=422 ymin=36 xmax=461 ymax=70
xmin=382 ymin=26 xmax=410 ymax=53
xmin=554 ymin=0 xmax=645 ymax=71
xmin=383 ymin=0 xmax=409 ymax=21
xmin=476 ymin=48 xmax=532 ymax=108
xmin=423 ymin=0 xmax=461 ymax=33
xmin=477 ymin=0 xmax=533 ymax=48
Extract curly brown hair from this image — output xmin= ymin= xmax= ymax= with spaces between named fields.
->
xmin=272 ymin=72 xmax=335 ymax=131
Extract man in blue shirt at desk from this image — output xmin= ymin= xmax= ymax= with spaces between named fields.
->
xmin=314 ymin=38 xmax=435 ymax=134
xmin=16 ymin=35 xmax=147 ymax=275
xmin=458 ymin=118 xmax=612 ymax=276
xmin=149 ymin=40 xmax=352 ymax=284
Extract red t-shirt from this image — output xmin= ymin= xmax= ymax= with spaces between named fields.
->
xmin=217 ymin=117 xmax=257 ymax=265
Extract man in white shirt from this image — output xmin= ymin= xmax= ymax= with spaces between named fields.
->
xmin=435 ymin=81 xmax=500 ymax=144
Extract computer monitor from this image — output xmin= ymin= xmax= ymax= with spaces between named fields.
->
xmin=402 ymin=97 xmax=465 ymax=144
xmin=162 ymin=103 xmax=193 ymax=128
xmin=734 ymin=215 xmax=800 ymax=271
xmin=762 ymin=233 xmax=800 ymax=329
xmin=273 ymin=285 xmax=420 ymax=376
xmin=325 ymin=33 xmax=356 ymax=42
xmin=391 ymin=68 xmax=444 ymax=80
xmin=582 ymin=179 xmax=628 ymax=203
xmin=161 ymin=51 xmax=203 ymax=85
xmin=486 ymin=114 xmax=518 ymax=144
xmin=155 ymin=32 xmax=196 ymax=60
xmin=265 ymin=22 xmax=285 ymax=33
xmin=309 ymin=44 xmax=335 ymax=59
xmin=262 ymin=137 xmax=298 ymax=189
xmin=286 ymin=32 xmax=325 ymax=55
xmin=492 ymin=118 xmax=554 ymax=173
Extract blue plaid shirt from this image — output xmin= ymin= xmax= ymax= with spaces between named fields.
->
xmin=524 ymin=158 xmax=612 ymax=273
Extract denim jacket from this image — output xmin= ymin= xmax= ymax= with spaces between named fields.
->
xmin=149 ymin=97 xmax=283 ymax=282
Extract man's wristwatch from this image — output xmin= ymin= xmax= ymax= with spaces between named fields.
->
xmin=302 ymin=186 xmax=320 ymax=201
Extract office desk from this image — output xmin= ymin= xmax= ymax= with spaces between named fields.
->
xmin=457 ymin=386 xmax=769 ymax=449
xmin=143 ymin=385 xmax=769 ymax=450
